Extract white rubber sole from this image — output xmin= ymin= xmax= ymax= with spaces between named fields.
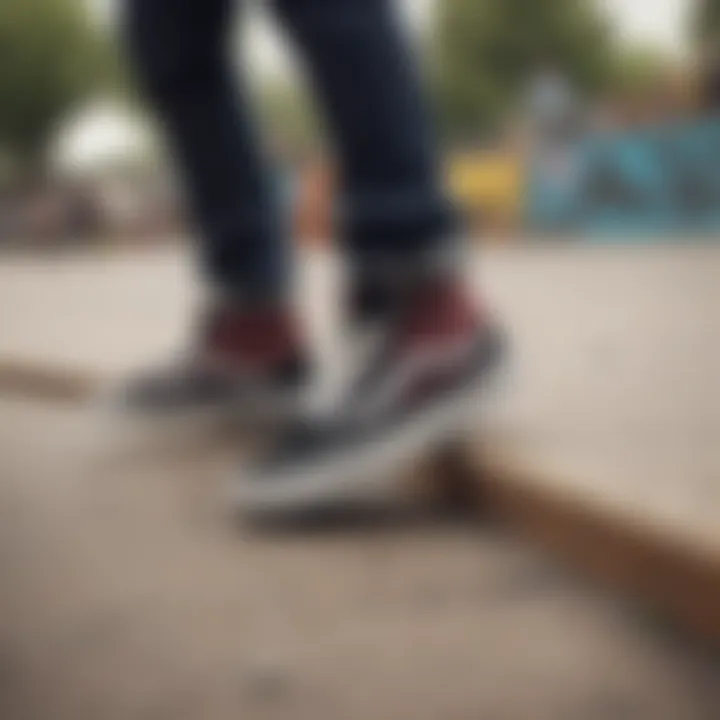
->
xmin=229 ymin=360 xmax=505 ymax=517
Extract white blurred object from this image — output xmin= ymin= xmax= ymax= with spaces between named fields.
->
xmin=51 ymin=100 xmax=156 ymax=180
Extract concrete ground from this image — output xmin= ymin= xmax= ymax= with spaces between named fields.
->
xmin=0 ymin=243 xmax=718 ymax=718
xmin=0 ymin=400 xmax=717 ymax=720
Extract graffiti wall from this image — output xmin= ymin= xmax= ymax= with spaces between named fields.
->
xmin=527 ymin=118 xmax=720 ymax=236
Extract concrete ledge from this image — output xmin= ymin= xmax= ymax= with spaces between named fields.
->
xmin=1 ymin=355 xmax=718 ymax=645
xmin=1 ymin=245 xmax=717 ymax=648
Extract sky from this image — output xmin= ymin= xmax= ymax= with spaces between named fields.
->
xmin=602 ymin=0 xmax=688 ymax=53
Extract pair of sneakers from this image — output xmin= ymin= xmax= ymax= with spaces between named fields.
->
xmin=120 ymin=277 xmax=505 ymax=516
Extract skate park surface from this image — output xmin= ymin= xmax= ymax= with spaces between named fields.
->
xmin=0 ymin=243 xmax=718 ymax=718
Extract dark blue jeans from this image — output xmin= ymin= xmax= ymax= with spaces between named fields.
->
xmin=125 ymin=0 xmax=454 ymax=298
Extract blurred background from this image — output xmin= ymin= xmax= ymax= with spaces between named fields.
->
xmin=2 ymin=0 xmax=720 ymax=249
xmin=1 ymin=4 xmax=719 ymax=718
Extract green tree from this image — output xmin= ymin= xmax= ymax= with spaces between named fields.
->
xmin=608 ymin=44 xmax=677 ymax=96
xmin=0 ymin=0 xmax=114 ymax=178
xmin=433 ymin=0 xmax=615 ymax=141
xmin=257 ymin=79 xmax=321 ymax=157
xmin=691 ymin=0 xmax=720 ymax=49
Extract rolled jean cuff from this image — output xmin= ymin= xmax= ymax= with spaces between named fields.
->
xmin=342 ymin=189 xmax=461 ymax=279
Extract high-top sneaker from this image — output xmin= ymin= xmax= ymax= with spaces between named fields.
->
xmin=116 ymin=302 xmax=310 ymax=421
xmin=233 ymin=278 xmax=506 ymax=514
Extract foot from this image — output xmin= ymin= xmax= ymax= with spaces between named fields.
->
xmin=114 ymin=302 xmax=310 ymax=421
xmin=233 ymin=278 xmax=506 ymax=515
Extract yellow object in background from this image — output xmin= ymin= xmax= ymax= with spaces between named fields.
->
xmin=448 ymin=151 xmax=524 ymax=235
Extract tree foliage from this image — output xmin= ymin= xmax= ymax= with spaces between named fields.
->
xmin=691 ymin=0 xmax=720 ymax=49
xmin=257 ymin=79 xmax=322 ymax=156
xmin=608 ymin=44 xmax=678 ymax=96
xmin=0 ymin=0 xmax=113 ymax=175
xmin=433 ymin=0 xmax=615 ymax=141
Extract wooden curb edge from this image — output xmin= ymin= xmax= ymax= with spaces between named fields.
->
xmin=0 ymin=358 xmax=101 ymax=405
xmin=471 ymin=453 xmax=720 ymax=645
